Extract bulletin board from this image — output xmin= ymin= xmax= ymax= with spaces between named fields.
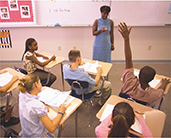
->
xmin=0 ymin=0 xmax=36 ymax=26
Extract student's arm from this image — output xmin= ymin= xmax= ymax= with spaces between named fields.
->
xmin=35 ymin=52 xmax=49 ymax=60
xmin=110 ymin=20 xmax=115 ymax=51
xmin=157 ymin=78 xmax=170 ymax=91
xmin=134 ymin=111 xmax=153 ymax=138
xmin=118 ymin=22 xmax=133 ymax=69
xmin=0 ymin=75 xmax=19 ymax=93
xmin=92 ymin=19 xmax=107 ymax=36
xmin=0 ymin=70 xmax=8 ymax=74
xmin=95 ymin=66 xmax=102 ymax=86
xmin=26 ymin=54 xmax=56 ymax=67
xmin=40 ymin=104 xmax=66 ymax=133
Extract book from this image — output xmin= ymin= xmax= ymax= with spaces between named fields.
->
xmin=79 ymin=61 xmax=102 ymax=74
xmin=134 ymin=70 xmax=161 ymax=88
xmin=38 ymin=87 xmax=73 ymax=110
xmin=100 ymin=104 xmax=145 ymax=134
xmin=0 ymin=72 xmax=13 ymax=87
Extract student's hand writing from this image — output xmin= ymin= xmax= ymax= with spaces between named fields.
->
xmin=118 ymin=22 xmax=132 ymax=40
xmin=161 ymin=78 xmax=170 ymax=86
xmin=50 ymin=55 xmax=56 ymax=61
xmin=46 ymin=106 xmax=50 ymax=112
xmin=134 ymin=110 xmax=143 ymax=120
xmin=59 ymin=104 xmax=66 ymax=114
xmin=100 ymin=27 xmax=107 ymax=32
xmin=80 ymin=61 xmax=85 ymax=65
xmin=97 ymin=66 xmax=102 ymax=74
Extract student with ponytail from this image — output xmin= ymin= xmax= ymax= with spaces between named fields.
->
xmin=95 ymin=102 xmax=153 ymax=138
xmin=18 ymin=74 xmax=66 ymax=137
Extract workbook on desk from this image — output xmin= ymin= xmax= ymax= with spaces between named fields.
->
xmin=37 ymin=55 xmax=57 ymax=64
xmin=134 ymin=70 xmax=161 ymax=88
xmin=100 ymin=104 xmax=145 ymax=134
xmin=79 ymin=61 xmax=102 ymax=74
xmin=38 ymin=87 xmax=73 ymax=110
xmin=0 ymin=72 xmax=13 ymax=87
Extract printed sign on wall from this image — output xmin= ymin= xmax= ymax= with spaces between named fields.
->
xmin=0 ymin=30 xmax=12 ymax=48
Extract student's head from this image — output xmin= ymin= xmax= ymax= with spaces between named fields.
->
xmin=100 ymin=5 xmax=111 ymax=20
xmin=68 ymin=49 xmax=81 ymax=64
xmin=108 ymin=102 xmax=135 ymax=137
xmin=139 ymin=66 xmax=156 ymax=83
xmin=22 ymin=38 xmax=38 ymax=60
xmin=18 ymin=74 xmax=42 ymax=94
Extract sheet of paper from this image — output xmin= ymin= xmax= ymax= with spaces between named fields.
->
xmin=38 ymin=87 xmax=71 ymax=109
xmin=79 ymin=61 xmax=102 ymax=74
xmin=0 ymin=72 xmax=13 ymax=87
xmin=134 ymin=71 xmax=161 ymax=88
xmin=100 ymin=104 xmax=144 ymax=134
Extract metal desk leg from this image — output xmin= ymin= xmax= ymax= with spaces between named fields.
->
xmin=45 ymin=68 xmax=51 ymax=86
xmin=75 ymin=108 xmax=78 ymax=137
xmin=101 ymin=77 xmax=105 ymax=93
xmin=61 ymin=63 xmax=65 ymax=91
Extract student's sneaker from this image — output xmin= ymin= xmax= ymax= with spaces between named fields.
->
xmin=2 ymin=117 xmax=20 ymax=127
xmin=94 ymin=90 xmax=102 ymax=98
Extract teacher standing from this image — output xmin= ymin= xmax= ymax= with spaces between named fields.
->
xmin=92 ymin=5 xmax=114 ymax=63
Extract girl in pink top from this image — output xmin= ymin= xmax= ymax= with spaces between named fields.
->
xmin=95 ymin=102 xmax=153 ymax=138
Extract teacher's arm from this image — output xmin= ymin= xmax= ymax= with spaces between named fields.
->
xmin=92 ymin=19 xmax=106 ymax=36
xmin=110 ymin=20 xmax=114 ymax=51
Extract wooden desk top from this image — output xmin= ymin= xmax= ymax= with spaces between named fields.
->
xmin=82 ymin=59 xmax=113 ymax=77
xmin=42 ymin=87 xmax=82 ymax=124
xmin=134 ymin=68 xmax=171 ymax=94
xmin=41 ymin=52 xmax=66 ymax=69
xmin=1 ymin=68 xmax=25 ymax=92
xmin=96 ymin=95 xmax=166 ymax=137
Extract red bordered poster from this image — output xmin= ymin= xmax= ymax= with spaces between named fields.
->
xmin=0 ymin=0 xmax=36 ymax=26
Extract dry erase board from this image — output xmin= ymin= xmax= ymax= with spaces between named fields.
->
xmin=36 ymin=1 xmax=171 ymax=26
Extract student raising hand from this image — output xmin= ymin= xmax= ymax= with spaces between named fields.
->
xmin=118 ymin=22 xmax=132 ymax=40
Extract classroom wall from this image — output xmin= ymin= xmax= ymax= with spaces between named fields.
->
xmin=0 ymin=26 xmax=170 ymax=61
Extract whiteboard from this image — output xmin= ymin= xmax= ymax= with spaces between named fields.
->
xmin=36 ymin=1 xmax=110 ymax=26
xmin=36 ymin=1 xmax=171 ymax=26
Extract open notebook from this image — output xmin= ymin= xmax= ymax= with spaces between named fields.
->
xmin=100 ymin=104 xmax=145 ymax=134
xmin=79 ymin=61 xmax=102 ymax=74
xmin=0 ymin=72 xmax=13 ymax=87
xmin=134 ymin=70 xmax=161 ymax=88
xmin=38 ymin=87 xmax=73 ymax=110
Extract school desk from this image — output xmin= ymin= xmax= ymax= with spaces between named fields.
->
xmin=82 ymin=58 xmax=113 ymax=77
xmin=96 ymin=95 xmax=166 ymax=137
xmin=0 ymin=68 xmax=25 ymax=92
xmin=42 ymin=86 xmax=82 ymax=137
xmin=40 ymin=52 xmax=66 ymax=90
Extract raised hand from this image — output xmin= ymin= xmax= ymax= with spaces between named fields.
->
xmin=118 ymin=22 xmax=132 ymax=40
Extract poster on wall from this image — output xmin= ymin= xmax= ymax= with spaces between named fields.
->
xmin=0 ymin=30 xmax=12 ymax=48
xmin=0 ymin=0 xmax=36 ymax=26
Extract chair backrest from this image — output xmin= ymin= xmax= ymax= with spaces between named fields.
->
xmin=119 ymin=92 xmax=147 ymax=106
xmin=14 ymin=66 xmax=28 ymax=75
xmin=66 ymin=79 xmax=89 ymax=88
xmin=65 ymin=79 xmax=89 ymax=101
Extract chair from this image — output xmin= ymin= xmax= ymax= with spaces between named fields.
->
xmin=119 ymin=92 xmax=147 ymax=106
xmin=158 ymin=95 xmax=165 ymax=110
xmin=0 ymin=92 xmax=14 ymax=124
xmin=65 ymin=79 xmax=96 ymax=127
xmin=14 ymin=66 xmax=47 ymax=86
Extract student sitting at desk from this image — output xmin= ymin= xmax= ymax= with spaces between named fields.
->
xmin=118 ymin=22 xmax=170 ymax=106
xmin=63 ymin=49 xmax=111 ymax=106
xmin=95 ymin=102 xmax=153 ymax=138
xmin=18 ymin=74 xmax=66 ymax=137
xmin=22 ymin=38 xmax=56 ymax=87
xmin=0 ymin=70 xmax=20 ymax=127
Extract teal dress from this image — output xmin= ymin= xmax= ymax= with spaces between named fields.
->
xmin=93 ymin=18 xmax=111 ymax=63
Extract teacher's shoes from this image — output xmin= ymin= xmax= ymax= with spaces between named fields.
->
xmin=2 ymin=117 xmax=20 ymax=127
